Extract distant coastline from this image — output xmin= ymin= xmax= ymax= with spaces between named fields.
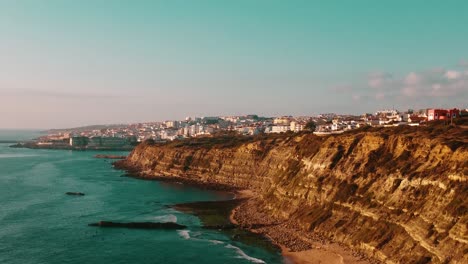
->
xmin=0 ymin=140 xmax=20 ymax=144
xmin=0 ymin=129 xmax=46 ymax=142
xmin=10 ymin=142 xmax=135 ymax=151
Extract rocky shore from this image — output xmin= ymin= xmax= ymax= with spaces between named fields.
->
xmin=114 ymin=125 xmax=468 ymax=263
xmin=115 ymin=161 xmax=377 ymax=263
xmin=231 ymin=195 xmax=379 ymax=264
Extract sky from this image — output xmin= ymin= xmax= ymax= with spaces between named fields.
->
xmin=1 ymin=0 xmax=467 ymax=129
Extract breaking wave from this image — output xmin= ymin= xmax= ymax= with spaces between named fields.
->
xmin=209 ymin=240 xmax=224 ymax=245
xmin=154 ymin=214 xmax=177 ymax=223
xmin=225 ymin=244 xmax=265 ymax=263
xmin=177 ymin=230 xmax=190 ymax=240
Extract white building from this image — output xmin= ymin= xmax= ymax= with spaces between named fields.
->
xmin=273 ymin=117 xmax=291 ymax=125
xmin=165 ymin=121 xmax=178 ymax=128
xmin=266 ymin=125 xmax=290 ymax=133
xmin=290 ymin=121 xmax=305 ymax=132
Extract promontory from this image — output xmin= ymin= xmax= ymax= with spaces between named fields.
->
xmin=115 ymin=124 xmax=467 ymax=264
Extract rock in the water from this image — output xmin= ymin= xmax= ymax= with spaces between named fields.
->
xmin=203 ymin=224 xmax=237 ymax=230
xmin=88 ymin=221 xmax=186 ymax=229
xmin=94 ymin=154 xmax=127 ymax=159
xmin=66 ymin=192 xmax=85 ymax=196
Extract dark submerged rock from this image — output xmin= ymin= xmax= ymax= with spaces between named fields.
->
xmin=203 ymin=224 xmax=237 ymax=230
xmin=88 ymin=221 xmax=186 ymax=229
xmin=94 ymin=154 xmax=127 ymax=159
xmin=66 ymin=192 xmax=85 ymax=196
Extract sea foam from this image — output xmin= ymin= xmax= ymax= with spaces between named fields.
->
xmin=177 ymin=230 xmax=190 ymax=240
xmin=209 ymin=240 xmax=224 ymax=245
xmin=225 ymin=244 xmax=266 ymax=263
xmin=154 ymin=214 xmax=177 ymax=223
xmin=0 ymin=154 xmax=37 ymax=159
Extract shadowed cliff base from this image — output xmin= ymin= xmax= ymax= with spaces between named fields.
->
xmin=114 ymin=123 xmax=467 ymax=264
xmin=172 ymin=197 xmax=283 ymax=255
xmin=95 ymin=154 xmax=127 ymax=159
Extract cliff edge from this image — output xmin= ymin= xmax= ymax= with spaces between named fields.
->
xmin=116 ymin=125 xmax=468 ymax=263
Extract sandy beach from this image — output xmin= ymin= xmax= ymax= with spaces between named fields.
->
xmin=281 ymin=244 xmax=372 ymax=264
xmin=229 ymin=190 xmax=375 ymax=264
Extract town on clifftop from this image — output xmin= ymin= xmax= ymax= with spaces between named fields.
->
xmin=12 ymin=107 xmax=467 ymax=150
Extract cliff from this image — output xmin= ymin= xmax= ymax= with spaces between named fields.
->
xmin=116 ymin=126 xmax=468 ymax=264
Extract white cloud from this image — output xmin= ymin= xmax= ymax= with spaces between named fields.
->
xmin=398 ymin=67 xmax=467 ymax=98
xmin=444 ymin=70 xmax=461 ymax=80
xmin=404 ymin=72 xmax=421 ymax=85
xmin=375 ymin=92 xmax=385 ymax=100
xmin=402 ymin=86 xmax=418 ymax=97
xmin=367 ymin=72 xmax=392 ymax=88
xmin=332 ymin=60 xmax=468 ymax=108
xmin=368 ymin=78 xmax=382 ymax=88
xmin=459 ymin=59 xmax=468 ymax=67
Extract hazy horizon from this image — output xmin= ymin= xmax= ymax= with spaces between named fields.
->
xmin=1 ymin=1 xmax=467 ymax=129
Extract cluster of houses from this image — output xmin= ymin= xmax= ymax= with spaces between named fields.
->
xmin=35 ymin=108 xmax=466 ymax=146
xmin=314 ymin=108 xmax=466 ymax=134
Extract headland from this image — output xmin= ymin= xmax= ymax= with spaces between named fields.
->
xmin=114 ymin=123 xmax=467 ymax=263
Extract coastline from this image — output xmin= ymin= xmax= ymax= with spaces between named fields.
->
xmin=229 ymin=190 xmax=374 ymax=264
xmin=116 ymin=159 xmax=375 ymax=264
xmin=104 ymin=122 xmax=468 ymax=263
xmin=114 ymin=163 xmax=242 ymax=193
xmin=10 ymin=142 xmax=134 ymax=151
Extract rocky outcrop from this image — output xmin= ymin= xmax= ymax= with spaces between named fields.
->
xmin=116 ymin=126 xmax=468 ymax=263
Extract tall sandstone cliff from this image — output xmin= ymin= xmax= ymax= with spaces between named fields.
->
xmin=119 ymin=126 xmax=467 ymax=263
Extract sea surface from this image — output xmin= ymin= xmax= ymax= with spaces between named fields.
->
xmin=0 ymin=130 xmax=284 ymax=264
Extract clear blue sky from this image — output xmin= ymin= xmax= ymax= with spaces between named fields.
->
xmin=1 ymin=0 xmax=467 ymax=129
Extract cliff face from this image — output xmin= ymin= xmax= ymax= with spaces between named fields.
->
xmin=119 ymin=127 xmax=468 ymax=264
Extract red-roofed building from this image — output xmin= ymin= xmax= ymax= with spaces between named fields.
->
xmin=427 ymin=108 xmax=460 ymax=121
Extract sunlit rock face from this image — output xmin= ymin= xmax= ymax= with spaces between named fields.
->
xmin=118 ymin=126 xmax=468 ymax=264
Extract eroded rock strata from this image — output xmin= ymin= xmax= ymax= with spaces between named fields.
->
xmin=115 ymin=126 xmax=467 ymax=264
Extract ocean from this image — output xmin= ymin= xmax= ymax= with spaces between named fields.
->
xmin=0 ymin=130 xmax=283 ymax=264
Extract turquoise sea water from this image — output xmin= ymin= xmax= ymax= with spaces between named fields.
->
xmin=0 ymin=131 xmax=283 ymax=264
xmin=0 ymin=129 xmax=44 ymax=141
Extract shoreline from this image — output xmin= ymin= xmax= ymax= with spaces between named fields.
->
xmin=114 ymin=161 xmax=376 ymax=264
xmin=114 ymin=162 xmax=242 ymax=193
xmin=111 ymin=126 xmax=468 ymax=264
xmin=10 ymin=143 xmax=134 ymax=151
xmin=229 ymin=190 xmax=373 ymax=264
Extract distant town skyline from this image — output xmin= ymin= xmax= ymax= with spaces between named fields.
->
xmin=1 ymin=1 xmax=467 ymax=129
